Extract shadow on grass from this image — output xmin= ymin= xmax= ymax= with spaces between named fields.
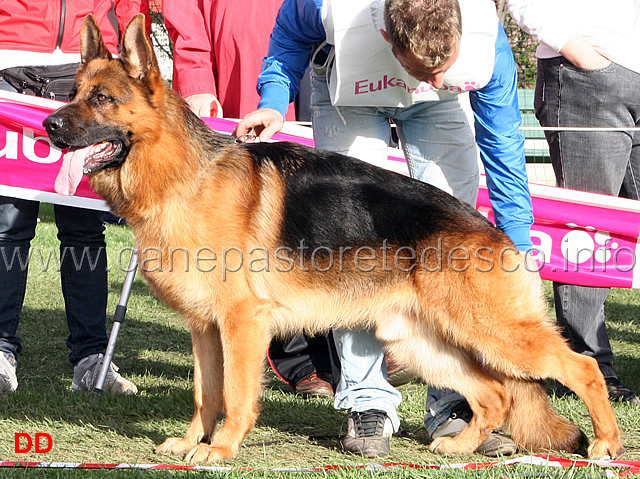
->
xmin=0 ymin=302 xmax=349 ymax=452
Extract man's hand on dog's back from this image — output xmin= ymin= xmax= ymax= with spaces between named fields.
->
xmin=234 ymin=108 xmax=284 ymax=142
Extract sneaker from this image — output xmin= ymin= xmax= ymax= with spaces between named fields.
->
xmin=72 ymin=353 xmax=138 ymax=394
xmin=431 ymin=401 xmax=517 ymax=457
xmin=0 ymin=352 xmax=18 ymax=393
xmin=294 ymin=372 xmax=334 ymax=397
xmin=474 ymin=432 xmax=518 ymax=457
xmin=342 ymin=409 xmax=393 ymax=458
xmin=554 ymin=378 xmax=639 ymax=405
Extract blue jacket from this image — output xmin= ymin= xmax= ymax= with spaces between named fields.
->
xmin=258 ymin=0 xmax=533 ymax=250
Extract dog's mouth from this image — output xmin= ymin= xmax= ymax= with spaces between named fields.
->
xmin=74 ymin=140 xmax=123 ymax=174
xmin=54 ymin=140 xmax=124 ymax=196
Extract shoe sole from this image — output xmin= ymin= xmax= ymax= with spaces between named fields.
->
xmin=296 ymin=387 xmax=333 ymax=398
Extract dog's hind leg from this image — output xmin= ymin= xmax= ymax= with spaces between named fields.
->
xmin=463 ymin=291 xmax=623 ymax=457
xmin=384 ymin=339 xmax=511 ymax=455
xmin=156 ymin=321 xmax=225 ymax=457
xmin=185 ymin=299 xmax=273 ymax=462
xmin=520 ymin=335 xmax=624 ymax=459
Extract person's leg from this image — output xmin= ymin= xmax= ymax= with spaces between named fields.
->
xmin=620 ymin=119 xmax=640 ymax=202
xmin=310 ymin=59 xmax=399 ymax=456
xmin=268 ymin=333 xmax=337 ymax=396
xmin=0 ymin=79 xmax=30 ymax=369
xmin=0 ymin=196 xmax=39 ymax=392
xmin=393 ymin=97 xmax=476 ymax=435
xmin=393 ymin=94 xmax=480 ymax=207
xmin=55 ymin=204 xmax=109 ymax=365
xmin=310 ymin=83 xmax=392 ymax=164
xmin=54 ymin=204 xmax=137 ymax=394
xmin=333 ymin=329 xmax=400 ymax=458
xmin=391 ymin=97 xmax=515 ymax=454
xmin=0 ymin=197 xmax=39 ymax=358
xmin=536 ymin=58 xmax=639 ymax=401
xmin=332 ymin=329 xmax=401 ymax=426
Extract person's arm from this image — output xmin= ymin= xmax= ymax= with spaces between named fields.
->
xmin=162 ymin=0 xmax=220 ymax=115
xmin=257 ymin=0 xmax=325 ymax=115
xmin=234 ymin=0 xmax=325 ymax=141
xmin=506 ymin=0 xmax=572 ymax=52
xmin=507 ymin=0 xmax=610 ymax=69
xmin=114 ymin=0 xmax=151 ymax=36
xmin=470 ymin=25 xmax=533 ymax=251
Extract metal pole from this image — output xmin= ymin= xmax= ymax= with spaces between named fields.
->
xmin=94 ymin=246 xmax=138 ymax=393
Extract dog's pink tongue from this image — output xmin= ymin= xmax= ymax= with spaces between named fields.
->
xmin=54 ymin=147 xmax=91 ymax=196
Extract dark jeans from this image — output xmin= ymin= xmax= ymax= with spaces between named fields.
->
xmin=535 ymin=57 xmax=640 ymax=377
xmin=0 ymin=197 xmax=108 ymax=365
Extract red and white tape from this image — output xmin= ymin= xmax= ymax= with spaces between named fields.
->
xmin=1 ymin=455 xmax=639 ymax=477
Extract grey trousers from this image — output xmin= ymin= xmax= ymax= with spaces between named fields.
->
xmin=535 ymin=56 xmax=640 ymax=378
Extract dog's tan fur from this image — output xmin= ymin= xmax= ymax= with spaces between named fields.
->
xmin=44 ymin=14 xmax=624 ymax=462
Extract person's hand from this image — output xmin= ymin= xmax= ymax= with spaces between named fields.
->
xmin=184 ymin=93 xmax=223 ymax=118
xmin=560 ymin=35 xmax=612 ymax=71
xmin=233 ymin=108 xmax=284 ymax=142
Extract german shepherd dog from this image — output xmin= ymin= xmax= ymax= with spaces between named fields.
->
xmin=44 ymin=14 xmax=624 ymax=462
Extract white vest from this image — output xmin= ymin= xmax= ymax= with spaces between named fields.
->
xmin=321 ymin=0 xmax=498 ymax=106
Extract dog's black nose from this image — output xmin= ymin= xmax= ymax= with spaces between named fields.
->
xmin=43 ymin=114 xmax=65 ymax=132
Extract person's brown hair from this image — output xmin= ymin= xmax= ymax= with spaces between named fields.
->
xmin=383 ymin=0 xmax=462 ymax=68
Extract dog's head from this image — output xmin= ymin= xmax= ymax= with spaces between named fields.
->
xmin=44 ymin=14 xmax=161 ymax=195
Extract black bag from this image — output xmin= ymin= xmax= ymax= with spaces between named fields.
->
xmin=0 ymin=63 xmax=80 ymax=101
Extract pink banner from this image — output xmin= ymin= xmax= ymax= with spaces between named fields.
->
xmin=477 ymin=185 xmax=640 ymax=288
xmin=2 ymin=92 xmax=639 ymax=288
xmin=0 ymin=91 xmax=106 ymax=209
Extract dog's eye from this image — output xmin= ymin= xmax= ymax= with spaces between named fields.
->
xmin=96 ymin=94 xmax=111 ymax=103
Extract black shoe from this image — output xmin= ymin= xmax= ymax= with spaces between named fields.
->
xmin=341 ymin=409 xmax=393 ymax=458
xmin=102 ymin=212 xmax=127 ymax=226
xmin=553 ymin=380 xmax=576 ymax=398
xmin=605 ymin=377 xmax=639 ymax=404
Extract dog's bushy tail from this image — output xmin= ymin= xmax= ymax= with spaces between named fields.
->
xmin=504 ymin=377 xmax=589 ymax=455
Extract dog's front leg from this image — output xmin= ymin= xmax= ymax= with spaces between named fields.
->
xmin=157 ymin=321 xmax=224 ymax=457
xmin=185 ymin=300 xmax=272 ymax=462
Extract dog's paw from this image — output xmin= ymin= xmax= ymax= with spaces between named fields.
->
xmin=429 ymin=436 xmax=457 ymax=455
xmin=155 ymin=437 xmax=198 ymax=456
xmin=429 ymin=435 xmax=478 ymax=455
xmin=185 ymin=443 xmax=236 ymax=462
xmin=588 ymin=438 xmax=625 ymax=460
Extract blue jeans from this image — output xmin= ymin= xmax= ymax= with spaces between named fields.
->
xmin=0 ymin=77 xmax=108 ymax=366
xmin=535 ymin=57 xmax=640 ymax=378
xmin=311 ymin=60 xmax=478 ymax=432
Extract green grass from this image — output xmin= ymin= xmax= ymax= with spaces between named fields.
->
xmin=0 ymin=203 xmax=639 ymax=478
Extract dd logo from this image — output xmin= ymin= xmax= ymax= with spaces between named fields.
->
xmin=14 ymin=433 xmax=53 ymax=453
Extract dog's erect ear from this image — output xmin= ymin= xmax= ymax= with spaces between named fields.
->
xmin=120 ymin=14 xmax=159 ymax=81
xmin=81 ymin=14 xmax=112 ymax=64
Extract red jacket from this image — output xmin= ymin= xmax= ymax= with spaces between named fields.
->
xmin=0 ymin=0 xmax=150 ymax=55
xmin=163 ymin=0 xmax=295 ymax=120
